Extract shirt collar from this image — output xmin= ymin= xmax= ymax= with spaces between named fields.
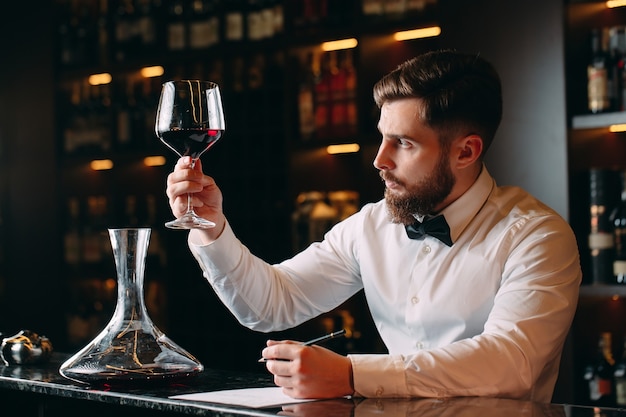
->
xmin=439 ymin=164 xmax=495 ymax=244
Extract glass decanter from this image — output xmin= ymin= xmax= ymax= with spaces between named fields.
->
xmin=59 ymin=228 xmax=203 ymax=385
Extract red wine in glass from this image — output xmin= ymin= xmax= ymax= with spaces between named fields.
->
xmin=160 ymin=128 xmax=223 ymax=159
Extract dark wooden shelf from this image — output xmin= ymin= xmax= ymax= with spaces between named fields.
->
xmin=572 ymin=111 xmax=626 ymax=130
xmin=579 ymin=284 xmax=626 ymax=298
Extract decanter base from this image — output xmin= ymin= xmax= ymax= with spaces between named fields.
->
xmin=60 ymin=365 xmax=202 ymax=387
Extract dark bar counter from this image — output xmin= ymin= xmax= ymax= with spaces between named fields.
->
xmin=0 ymin=353 xmax=622 ymax=417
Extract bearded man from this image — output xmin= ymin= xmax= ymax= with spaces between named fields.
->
xmin=165 ymin=50 xmax=581 ymax=403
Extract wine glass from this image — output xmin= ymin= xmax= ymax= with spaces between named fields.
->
xmin=155 ymin=80 xmax=225 ymax=229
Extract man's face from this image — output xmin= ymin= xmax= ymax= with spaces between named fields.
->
xmin=373 ymin=98 xmax=456 ymax=224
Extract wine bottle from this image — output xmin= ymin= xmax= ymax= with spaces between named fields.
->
xmin=224 ymin=0 xmax=245 ymax=43
xmin=329 ymin=50 xmax=347 ymax=138
xmin=82 ymin=196 xmax=104 ymax=265
xmin=113 ymin=0 xmax=134 ymax=62
xmin=608 ymin=26 xmax=624 ymax=112
xmin=135 ymin=0 xmax=158 ymax=56
xmin=614 ymin=27 xmax=626 ymax=111
xmin=206 ymin=58 xmax=225 ymax=87
xmin=343 ymin=48 xmax=358 ymax=136
xmin=139 ymin=77 xmax=157 ymax=148
xmin=63 ymin=81 xmax=82 ymax=154
xmin=614 ymin=336 xmax=626 ymax=406
xmin=584 ymin=332 xmax=616 ymax=406
xmin=589 ymin=169 xmax=618 ymax=284
xmin=115 ymin=77 xmax=134 ymax=150
xmin=124 ymin=195 xmax=140 ymax=227
xmin=229 ymin=57 xmax=246 ymax=129
xmin=611 ymin=171 xmax=626 ymax=284
xmin=588 ymin=28 xmax=611 ymax=114
xmin=64 ymin=197 xmax=82 ymax=267
xmin=362 ymin=0 xmax=384 ymax=19
xmin=248 ymin=54 xmax=265 ymax=90
xmin=247 ymin=54 xmax=266 ymax=128
xmin=189 ymin=0 xmax=220 ymax=49
xmin=297 ymin=52 xmax=316 ymax=141
xmin=271 ymin=0 xmax=284 ymax=37
xmin=57 ymin=1 xmax=74 ymax=66
xmin=314 ymin=52 xmax=331 ymax=139
xmin=74 ymin=1 xmax=98 ymax=67
xmin=299 ymin=0 xmax=320 ymax=29
xmin=256 ymin=0 xmax=271 ymax=40
xmin=96 ymin=0 xmax=110 ymax=65
xmin=167 ymin=0 xmax=187 ymax=51
xmin=97 ymin=83 xmax=113 ymax=152
xmin=246 ymin=0 xmax=264 ymax=41
xmin=146 ymin=194 xmax=166 ymax=268
xmin=266 ymin=50 xmax=286 ymax=124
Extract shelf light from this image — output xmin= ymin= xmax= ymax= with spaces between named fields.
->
xmin=321 ymin=38 xmax=358 ymax=52
xmin=88 ymin=73 xmax=112 ymax=86
xmin=607 ymin=0 xmax=626 ymax=8
xmin=394 ymin=26 xmax=442 ymax=41
xmin=327 ymin=143 xmax=360 ymax=155
xmin=609 ymin=124 xmax=626 ymax=132
xmin=144 ymin=155 xmax=167 ymax=167
xmin=141 ymin=66 xmax=165 ymax=78
xmin=90 ymin=159 xmax=113 ymax=171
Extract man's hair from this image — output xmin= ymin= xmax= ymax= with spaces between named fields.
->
xmin=373 ymin=49 xmax=503 ymax=157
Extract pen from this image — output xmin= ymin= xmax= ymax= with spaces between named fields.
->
xmin=257 ymin=329 xmax=346 ymax=362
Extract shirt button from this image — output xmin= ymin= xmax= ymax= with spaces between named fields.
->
xmin=416 ymin=341 xmax=424 ymax=349
xmin=411 ymin=296 xmax=419 ymax=305
xmin=422 ymin=245 xmax=431 ymax=254
xmin=375 ymin=386 xmax=384 ymax=396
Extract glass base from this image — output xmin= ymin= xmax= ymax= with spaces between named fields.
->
xmin=165 ymin=213 xmax=216 ymax=229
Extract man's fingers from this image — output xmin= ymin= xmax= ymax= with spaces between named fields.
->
xmin=263 ymin=341 xmax=303 ymax=362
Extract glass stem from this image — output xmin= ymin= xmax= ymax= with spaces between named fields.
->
xmin=186 ymin=158 xmax=197 ymax=215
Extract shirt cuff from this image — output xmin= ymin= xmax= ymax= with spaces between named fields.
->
xmin=187 ymin=220 xmax=244 ymax=281
xmin=349 ymin=354 xmax=409 ymax=398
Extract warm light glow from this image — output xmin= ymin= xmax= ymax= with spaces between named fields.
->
xmin=607 ymin=0 xmax=626 ymax=8
xmin=104 ymin=278 xmax=116 ymax=291
xmin=609 ymin=124 xmax=626 ymax=132
xmin=144 ymin=155 xmax=167 ymax=166
xmin=90 ymin=159 xmax=114 ymax=170
xmin=613 ymin=294 xmax=620 ymax=301
xmin=327 ymin=143 xmax=360 ymax=154
xmin=88 ymin=73 xmax=112 ymax=85
xmin=321 ymin=38 xmax=358 ymax=51
xmin=141 ymin=66 xmax=165 ymax=78
xmin=394 ymin=26 xmax=442 ymax=41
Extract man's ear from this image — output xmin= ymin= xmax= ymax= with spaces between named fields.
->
xmin=455 ymin=134 xmax=483 ymax=169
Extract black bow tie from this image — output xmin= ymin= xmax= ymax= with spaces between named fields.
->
xmin=405 ymin=215 xmax=453 ymax=246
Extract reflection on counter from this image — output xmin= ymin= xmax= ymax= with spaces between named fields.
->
xmin=281 ymin=397 xmax=569 ymax=417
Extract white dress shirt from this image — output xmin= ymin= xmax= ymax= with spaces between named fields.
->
xmin=189 ymin=166 xmax=582 ymax=402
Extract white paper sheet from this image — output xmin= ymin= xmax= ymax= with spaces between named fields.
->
xmin=170 ymin=386 xmax=318 ymax=408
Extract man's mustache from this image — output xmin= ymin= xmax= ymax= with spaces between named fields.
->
xmin=379 ymin=171 xmax=404 ymax=188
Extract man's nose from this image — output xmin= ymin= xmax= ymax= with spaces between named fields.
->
xmin=373 ymin=143 xmax=393 ymax=171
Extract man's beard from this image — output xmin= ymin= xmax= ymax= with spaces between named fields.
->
xmin=382 ymin=152 xmax=456 ymax=225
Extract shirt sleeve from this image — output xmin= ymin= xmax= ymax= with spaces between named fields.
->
xmin=188 ymin=220 xmax=363 ymax=332
xmin=349 ymin=215 xmax=582 ymax=402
